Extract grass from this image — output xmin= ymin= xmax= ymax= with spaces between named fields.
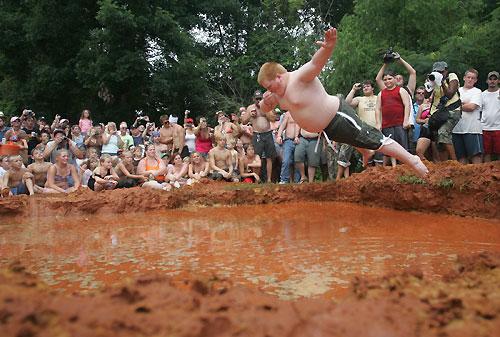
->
xmin=397 ymin=174 xmax=427 ymax=185
xmin=436 ymin=178 xmax=454 ymax=189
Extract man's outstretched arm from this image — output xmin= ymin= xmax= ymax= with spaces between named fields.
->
xmin=295 ymin=28 xmax=337 ymax=83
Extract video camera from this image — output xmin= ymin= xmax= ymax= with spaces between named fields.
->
xmin=383 ymin=47 xmax=400 ymax=64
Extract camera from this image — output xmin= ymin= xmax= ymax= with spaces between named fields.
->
xmin=428 ymin=74 xmax=436 ymax=81
xmin=383 ymin=47 xmax=400 ymax=64
xmin=135 ymin=110 xmax=144 ymax=117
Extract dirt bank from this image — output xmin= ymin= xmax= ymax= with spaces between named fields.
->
xmin=0 ymin=252 xmax=498 ymax=337
xmin=1 ymin=161 xmax=499 ymax=220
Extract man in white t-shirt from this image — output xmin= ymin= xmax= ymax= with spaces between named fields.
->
xmin=452 ymin=69 xmax=483 ymax=164
xmin=481 ymin=71 xmax=500 ymax=162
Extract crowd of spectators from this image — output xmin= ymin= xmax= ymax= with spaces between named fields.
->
xmin=0 ymin=58 xmax=498 ymax=197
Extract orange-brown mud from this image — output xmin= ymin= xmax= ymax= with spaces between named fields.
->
xmin=0 ymin=161 xmax=499 ymax=220
xmin=0 ymin=253 xmax=499 ymax=337
xmin=0 ymin=161 xmax=499 ymax=336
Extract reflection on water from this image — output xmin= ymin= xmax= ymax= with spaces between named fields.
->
xmin=1 ymin=201 xmax=499 ymax=300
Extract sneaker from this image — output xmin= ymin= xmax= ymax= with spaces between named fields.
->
xmin=278 ymin=181 xmax=287 ymax=184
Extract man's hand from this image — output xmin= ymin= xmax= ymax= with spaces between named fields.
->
xmin=316 ymin=27 xmax=337 ymax=49
xmin=276 ymin=135 xmax=283 ymax=145
xmin=352 ymin=83 xmax=362 ymax=91
xmin=262 ymin=91 xmax=279 ymax=108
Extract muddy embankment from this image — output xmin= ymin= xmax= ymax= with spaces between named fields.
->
xmin=0 ymin=253 xmax=498 ymax=337
xmin=0 ymin=161 xmax=498 ymax=220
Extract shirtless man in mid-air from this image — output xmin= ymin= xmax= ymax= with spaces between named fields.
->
xmin=257 ymin=28 xmax=428 ymax=177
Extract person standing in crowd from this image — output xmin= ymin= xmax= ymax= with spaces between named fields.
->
xmin=410 ymin=86 xmax=426 ymax=153
xmin=101 ymin=122 xmax=123 ymax=157
xmin=21 ymin=113 xmax=40 ymax=164
xmin=194 ymin=117 xmax=213 ymax=158
xmin=375 ymin=70 xmax=411 ymax=167
xmin=118 ymin=122 xmax=134 ymax=150
xmin=481 ymin=71 xmax=500 ymax=162
xmin=169 ymin=115 xmax=189 ymax=159
xmin=4 ymin=116 xmax=28 ymax=163
xmin=294 ymin=128 xmax=323 ymax=183
xmin=44 ymin=129 xmax=84 ymax=165
xmin=71 ymin=125 xmax=85 ymax=150
xmin=130 ymin=124 xmax=144 ymax=147
xmin=84 ymin=126 xmax=103 ymax=155
xmin=0 ymin=112 xmax=10 ymax=140
xmin=242 ymin=90 xmax=276 ymax=182
xmin=452 ymin=69 xmax=483 ymax=164
xmin=275 ymin=110 xmax=300 ymax=184
xmin=184 ymin=118 xmax=196 ymax=155
xmin=78 ymin=109 xmax=93 ymax=136
xmin=424 ymin=61 xmax=461 ymax=161
xmin=159 ymin=114 xmax=175 ymax=154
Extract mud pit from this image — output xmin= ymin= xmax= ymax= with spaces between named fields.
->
xmin=1 ymin=161 xmax=499 ymax=336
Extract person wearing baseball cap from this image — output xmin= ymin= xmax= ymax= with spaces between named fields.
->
xmin=423 ymin=60 xmax=461 ymax=161
xmin=481 ymin=70 xmax=499 ymax=162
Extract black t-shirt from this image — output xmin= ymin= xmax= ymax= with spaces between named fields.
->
xmin=22 ymin=127 xmax=40 ymax=154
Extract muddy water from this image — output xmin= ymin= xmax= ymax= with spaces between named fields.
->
xmin=1 ymin=201 xmax=499 ymax=300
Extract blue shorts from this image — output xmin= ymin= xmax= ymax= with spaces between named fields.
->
xmin=11 ymin=183 xmax=28 ymax=196
xmin=452 ymin=133 xmax=483 ymax=159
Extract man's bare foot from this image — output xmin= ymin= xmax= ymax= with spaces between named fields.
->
xmin=410 ymin=155 xmax=429 ymax=177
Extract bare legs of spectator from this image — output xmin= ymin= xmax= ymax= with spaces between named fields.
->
xmin=266 ymin=158 xmax=273 ymax=183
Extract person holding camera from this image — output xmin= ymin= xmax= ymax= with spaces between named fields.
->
xmin=375 ymin=70 xmax=411 ymax=168
xmin=101 ymin=122 xmax=123 ymax=157
xmin=424 ymin=61 xmax=461 ymax=161
xmin=376 ymin=49 xmax=417 ymax=97
xmin=44 ymin=129 xmax=84 ymax=165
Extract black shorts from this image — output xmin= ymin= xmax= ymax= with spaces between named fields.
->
xmin=382 ymin=125 xmax=408 ymax=150
xmin=325 ymin=97 xmax=384 ymax=151
xmin=253 ymin=130 xmax=277 ymax=159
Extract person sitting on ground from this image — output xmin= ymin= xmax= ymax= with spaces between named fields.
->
xmin=0 ymin=156 xmax=9 ymax=180
xmin=27 ymin=148 xmax=52 ymax=193
xmin=44 ymin=150 xmax=80 ymax=194
xmin=137 ymin=143 xmax=170 ymax=190
xmin=239 ymin=144 xmax=261 ymax=183
xmin=132 ymin=146 xmax=143 ymax=167
xmin=166 ymin=153 xmax=189 ymax=188
xmin=188 ymin=151 xmax=209 ymax=183
xmin=1 ymin=155 xmax=35 ymax=196
xmin=226 ymin=139 xmax=240 ymax=182
xmin=86 ymin=154 xmax=119 ymax=191
xmin=208 ymin=137 xmax=235 ymax=181
xmin=257 ymin=28 xmax=428 ymax=177
xmin=114 ymin=150 xmax=147 ymax=188
xmin=80 ymin=157 xmax=99 ymax=187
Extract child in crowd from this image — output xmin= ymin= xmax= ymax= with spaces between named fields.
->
xmin=87 ymin=154 xmax=119 ymax=191
xmin=132 ymin=146 xmax=143 ymax=167
xmin=79 ymin=109 xmax=93 ymax=136
xmin=227 ymin=139 xmax=240 ymax=182
xmin=188 ymin=152 xmax=209 ymax=183
xmin=27 ymin=148 xmax=52 ymax=193
xmin=1 ymin=155 xmax=35 ymax=196
xmin=239 ymin=144 xmax=261 ymax=183
xmin=114 ymin=150 xmax=146 ymax=188
xmin=80 ymin=157 xmax=99 ymax=187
